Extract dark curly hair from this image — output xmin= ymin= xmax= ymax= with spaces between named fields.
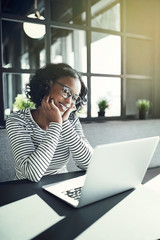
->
xmin=25 ymin=63 xmax=87 ymax=112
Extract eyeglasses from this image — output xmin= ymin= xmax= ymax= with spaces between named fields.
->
xmin=55 ymin=80 xmax=82 ymax=104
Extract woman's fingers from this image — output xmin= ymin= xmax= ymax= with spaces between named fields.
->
xmin=42 ymin=97 xmax=62 ymax=125
xmin=50 ymin=99 xmax=56 ymax=110
xmin=62 ymin=103 xmax=76 ymax=122
xmin=41 ymin=95 xmax=52 ymax=111
xmin=71 ymin=103 xmax=76 ymax=111
xmin=41 ymin=95 xmax=77 ymax=123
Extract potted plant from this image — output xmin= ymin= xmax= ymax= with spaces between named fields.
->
xmin=136 ymin=99 xmax=150 ymax=119
xmin=97 ymin=98 xmax=109 ymax=117
xmin=13 ymin=94 xmax=35 ymax=111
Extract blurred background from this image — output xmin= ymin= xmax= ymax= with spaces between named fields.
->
xmin=1 ymin=0 xmax=160 ymax=125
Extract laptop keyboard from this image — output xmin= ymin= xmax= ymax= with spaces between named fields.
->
xmin=62 ymin=186 xmax=82 ymax=200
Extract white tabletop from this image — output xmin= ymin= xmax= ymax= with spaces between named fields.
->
xmin=76 ymin=175 xmax=160 ymax=240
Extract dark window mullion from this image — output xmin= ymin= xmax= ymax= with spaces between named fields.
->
xmin=86 ymin=0 xmax=91 ymax=118
xmin=44 ymin=0 xmax=51 ymax=63
xmin=0 ymin=1 xmax=5 ymax=126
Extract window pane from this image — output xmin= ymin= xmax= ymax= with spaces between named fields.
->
xmin=126 ymin=38 xmax=153 ymax=76
xmin=91 ymin=32 xmax=121 ymax=74
xmin=126 ymin=0 xmax=154 ymax=36
xmin=91 ymin=77 xmax=121 ymax=117
xmin=2 ymin=20 xmax=45 ymax=69
xmin=50 ymin=0 xmax=86 ymax=25
xmin=91 ymin=0 xmax=120 ymax=31
xmin=3 ymin=73 xmax=32 ymax=119
xmin=2 ymin=0 xmax=45 ymax=17
xmin=126 ymin=79 xmax=151 ymax=116
xmin=50 ymin=28 xmax=86 ymax=72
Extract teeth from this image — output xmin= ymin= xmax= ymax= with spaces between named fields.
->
xmin=60 ymin=103 xmax=68 ymax=111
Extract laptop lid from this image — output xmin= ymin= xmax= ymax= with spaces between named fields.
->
xmin=78 ymin=136 xmax=159 ymax=207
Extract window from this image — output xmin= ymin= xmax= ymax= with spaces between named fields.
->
xmin=91 ymin=76 xmax=121 ymax=117
xmin=2 ymin=20 xmax=45 ymax=70
xmin=50 ymin=0 xmax=87 ymax=25
xmin=91 ymin=0 xmax=121 ymax=31
xmin=0 ymin=0 xmax=158 ymax=125
xmin=50 ymin=28 xmax=87 ymax=72
xmin=91 ymin=33 xmax=121 ymax=75
xmin=3 ymin=73 xmax=32 ymax=119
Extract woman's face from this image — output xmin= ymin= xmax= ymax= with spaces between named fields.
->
xmin=49 ymin=77 xmax=81 ymax=113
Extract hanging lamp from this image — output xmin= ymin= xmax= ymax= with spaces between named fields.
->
xmin=23 ymin=0 xmax=45 ymax=39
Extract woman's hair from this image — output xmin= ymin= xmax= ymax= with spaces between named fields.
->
xmin=25 ymin=63 xmax=87 ymax=112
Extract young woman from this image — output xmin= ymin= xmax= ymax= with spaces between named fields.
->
xmin=6 ymin=63 xmax=93 ymax=182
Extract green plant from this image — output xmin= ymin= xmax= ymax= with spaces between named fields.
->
xmin=13 ymin=94 xmax=35 ymax=111
xmin=97 ymin=98 xmax=109 ymax=112
xmin=136 ymin=99 xmax=150 ymax=112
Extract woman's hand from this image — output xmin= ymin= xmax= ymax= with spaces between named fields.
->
xmin=62 ymin=103 xmax=76 ymax=122
xmin=41 ymin=96 xmax=62 ymax=125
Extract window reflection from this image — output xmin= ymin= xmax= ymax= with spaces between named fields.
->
xmin=51 ymin=28 xmax=87 ymax=72
xmin=40 ymin=49 xmax=46 ymax=67
xmin=50 ymin=0 xmax=86 ymax=25
xmin=2 ymin=20 xmax=45 ymax=69
xmin=91 ymin=0 xmax=120 ymax=31
xmin=21 ymin=53 xmax=30 ymax=69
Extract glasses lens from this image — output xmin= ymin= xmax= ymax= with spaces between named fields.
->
xmin=62 ymin=87 xmax=72 ymax=98
xmin=61 ymin=85 xmax=82 ymax=105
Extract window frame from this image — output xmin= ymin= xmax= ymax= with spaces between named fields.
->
xmin=0 ymin=0 xmax=157 ymax=125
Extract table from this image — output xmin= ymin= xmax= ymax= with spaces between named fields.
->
xmin=0 ymin=171 xmax=135 ymax=240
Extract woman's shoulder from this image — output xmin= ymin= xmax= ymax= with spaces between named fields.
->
xmin=6 ymin=108 xmax=32 ymax=126
xmin=7 ymin=108 xmax=30 ymax=119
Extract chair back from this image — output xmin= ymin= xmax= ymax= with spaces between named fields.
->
xmin=0 ymin=129 xmax=16 ymax=182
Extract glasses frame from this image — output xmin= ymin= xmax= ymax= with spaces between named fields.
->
xmin=55 ymin=80 xmax=81 ymax=104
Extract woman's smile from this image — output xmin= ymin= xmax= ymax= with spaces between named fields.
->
xmin=58 ymin=102 xmax=69 ymax=112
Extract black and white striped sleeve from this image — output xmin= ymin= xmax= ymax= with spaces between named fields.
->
xmin=6 ymin=115 xmax=62 ymax=182
xmin=61 ymin=118 xmax=93 ymax=170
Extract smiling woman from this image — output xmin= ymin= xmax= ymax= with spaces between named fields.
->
xmin=6 ymin=63 xmax=93 ymax=182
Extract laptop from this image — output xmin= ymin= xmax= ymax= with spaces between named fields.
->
xmin=42 ymin=136 xmax=159 ymax=208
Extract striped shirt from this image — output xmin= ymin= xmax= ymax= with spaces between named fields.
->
xmin=6 ymin=108 xmax=93 ymax=182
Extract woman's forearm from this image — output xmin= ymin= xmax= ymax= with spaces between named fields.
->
xmin=62 ymin=120 xmax=93 ymax=170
